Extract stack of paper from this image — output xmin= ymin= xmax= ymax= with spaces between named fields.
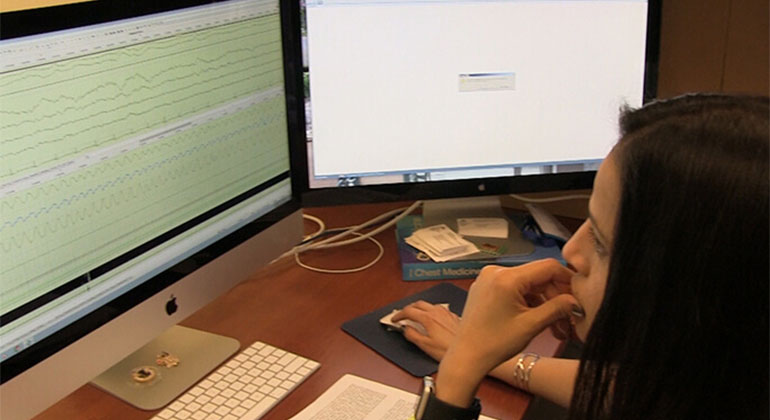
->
xmin=405 ymin=224 xmax=478 ymax=262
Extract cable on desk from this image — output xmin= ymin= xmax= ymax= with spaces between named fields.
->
xmin=294 ymin=232 xmax=384 ymax=274
xmin=299 ymin=201 xmax=422 ymax=252
xmin=276 ymin=201 xmax=423 ymax=274
xmin=302 ymin=213 xmax=326 ymax=242
xmin=297 ymin=220 xmax=391 ymax=247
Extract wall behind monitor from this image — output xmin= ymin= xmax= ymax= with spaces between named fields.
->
xmin=656 ymin=0 xmax=769 ymax=98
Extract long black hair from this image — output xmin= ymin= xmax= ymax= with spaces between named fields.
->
xmin=569 ymin=94 xmax=769 ymax=420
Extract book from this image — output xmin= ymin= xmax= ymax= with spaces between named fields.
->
xmin=396 ymin=214 xmax=564 ymax=281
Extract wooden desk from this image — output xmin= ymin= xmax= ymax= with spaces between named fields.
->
xmin=35 ymin=201 xmax=567 ymax=420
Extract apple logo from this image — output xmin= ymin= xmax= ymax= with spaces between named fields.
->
xmin=165 ymin=295 xmax=178 ymax=316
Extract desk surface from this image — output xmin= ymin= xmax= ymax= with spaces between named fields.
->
xmin=35 ymin=201 xmax=570 ymax=420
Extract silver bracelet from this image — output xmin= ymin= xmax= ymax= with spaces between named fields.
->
xmin=513 ymin=352 xmax=540 ymax=391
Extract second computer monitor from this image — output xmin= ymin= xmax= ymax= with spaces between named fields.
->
xmin=301 ymin=0 xmax=658 ymax=203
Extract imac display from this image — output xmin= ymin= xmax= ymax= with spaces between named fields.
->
xmin=0 ymin=0 xmax=305 ymax=418
xmin=301 ymin=0 xmax=659 ymax=204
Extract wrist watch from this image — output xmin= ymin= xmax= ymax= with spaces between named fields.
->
xmin=414 ymin=376 xmax=482 ymax=420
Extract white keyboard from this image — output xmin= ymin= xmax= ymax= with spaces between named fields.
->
xmin=153 ymin=341 xmax=320 ymax=420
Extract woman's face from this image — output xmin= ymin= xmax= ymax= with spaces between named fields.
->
xmin=562 ymin=152 xmax=620 ymax=341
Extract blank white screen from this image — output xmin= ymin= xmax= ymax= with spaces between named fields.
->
xmin=307 ymin=0 xmax=648 ymax=177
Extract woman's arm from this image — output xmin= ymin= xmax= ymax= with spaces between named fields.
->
xmin=393 ymin=301 xmax=577 ymax=406
xmin=489 ymin=356 xmax=578 ymax=407
xmin=393 ymin=260 xmax=581 ymax=408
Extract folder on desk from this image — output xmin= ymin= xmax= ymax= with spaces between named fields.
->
xmin=341 ymin=282 xmax=467 ymax=377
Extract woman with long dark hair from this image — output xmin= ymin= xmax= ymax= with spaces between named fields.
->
xmin=396 ymin=93 xmax=769 ymax=420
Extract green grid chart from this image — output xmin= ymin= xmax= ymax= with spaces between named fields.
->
xmin=0 ymin=13 xmax=290 ymax=315
xmin=0 ymin=14 xmax=284 ymax=183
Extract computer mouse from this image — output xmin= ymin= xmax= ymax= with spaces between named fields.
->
xmin=395 ymin=318 xmax=428 ymax=336
xmin=379 ymin=309 xmax=428 ymax=335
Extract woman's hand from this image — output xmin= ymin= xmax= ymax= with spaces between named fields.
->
xmin=435 ymin=258 xmax=579 ymax=407
xmin=391 ymin=300 xmax=460 ymax=361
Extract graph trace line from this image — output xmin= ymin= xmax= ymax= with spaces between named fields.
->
xmin=1 ymin=88 xmax=283 ymax=198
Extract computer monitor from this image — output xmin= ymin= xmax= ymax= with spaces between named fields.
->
xmin=300 ymin=0 xmax=659 ymax=205
xmin=0 ymin=0 xmax=306 ymax=418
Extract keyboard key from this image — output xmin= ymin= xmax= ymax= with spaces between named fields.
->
xmin=240 ymin=396 xmax=277 ymax=420
xmin=151 ymin=341 xmax=318 ymax=420
xmin=277 ymin=353 xmax=295 ymax=366
xmin=285 ymin=357 xmax=305 ymax=373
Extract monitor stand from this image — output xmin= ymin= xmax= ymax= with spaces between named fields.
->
xmin=422 ymin=195 xmax=535 ymax=257
xmin=91 ymin=325 xmax=239 ymax=410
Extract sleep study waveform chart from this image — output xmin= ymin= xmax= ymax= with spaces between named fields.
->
xmin=0 ymin=2 xmax=291 ymax=324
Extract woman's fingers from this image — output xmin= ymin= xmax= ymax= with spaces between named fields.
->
xmin=391 ymin=301 xmax=462 ymax=362
xmin=446 ymin=260 xmax=579 ymax=374
xmin=493 ymin=259 xmax=575 ymax=294
xmin=518 ymin=293 xmax=579 ymax=337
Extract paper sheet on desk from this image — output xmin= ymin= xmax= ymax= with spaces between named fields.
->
xmin=289 ymin=374 xmax=498 ymax=420
xmin=405 ymin=224 xmax=478 ymax=262
xmin=457 ymin=217 xmax=509 ymax=239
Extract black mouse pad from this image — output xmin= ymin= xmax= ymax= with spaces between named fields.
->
xmin=341 ymin=282 xmax=468 ymax=377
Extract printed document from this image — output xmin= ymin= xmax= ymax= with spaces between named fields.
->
xmin=289 ymin=374 xmax=497 ymax=420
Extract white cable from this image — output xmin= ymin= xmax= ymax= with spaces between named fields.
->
xmin=293 ymin=232 xmax=384 ymax=274
xmin=509 ymin=193 xmax=590 ymax=203
xmin=273 ymin=200 xmax=423 ymax=264
xmin=302 ymin=213 xmax=326 ymax=241
xmin=294 ymin=200 xmax=423 ymax=253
